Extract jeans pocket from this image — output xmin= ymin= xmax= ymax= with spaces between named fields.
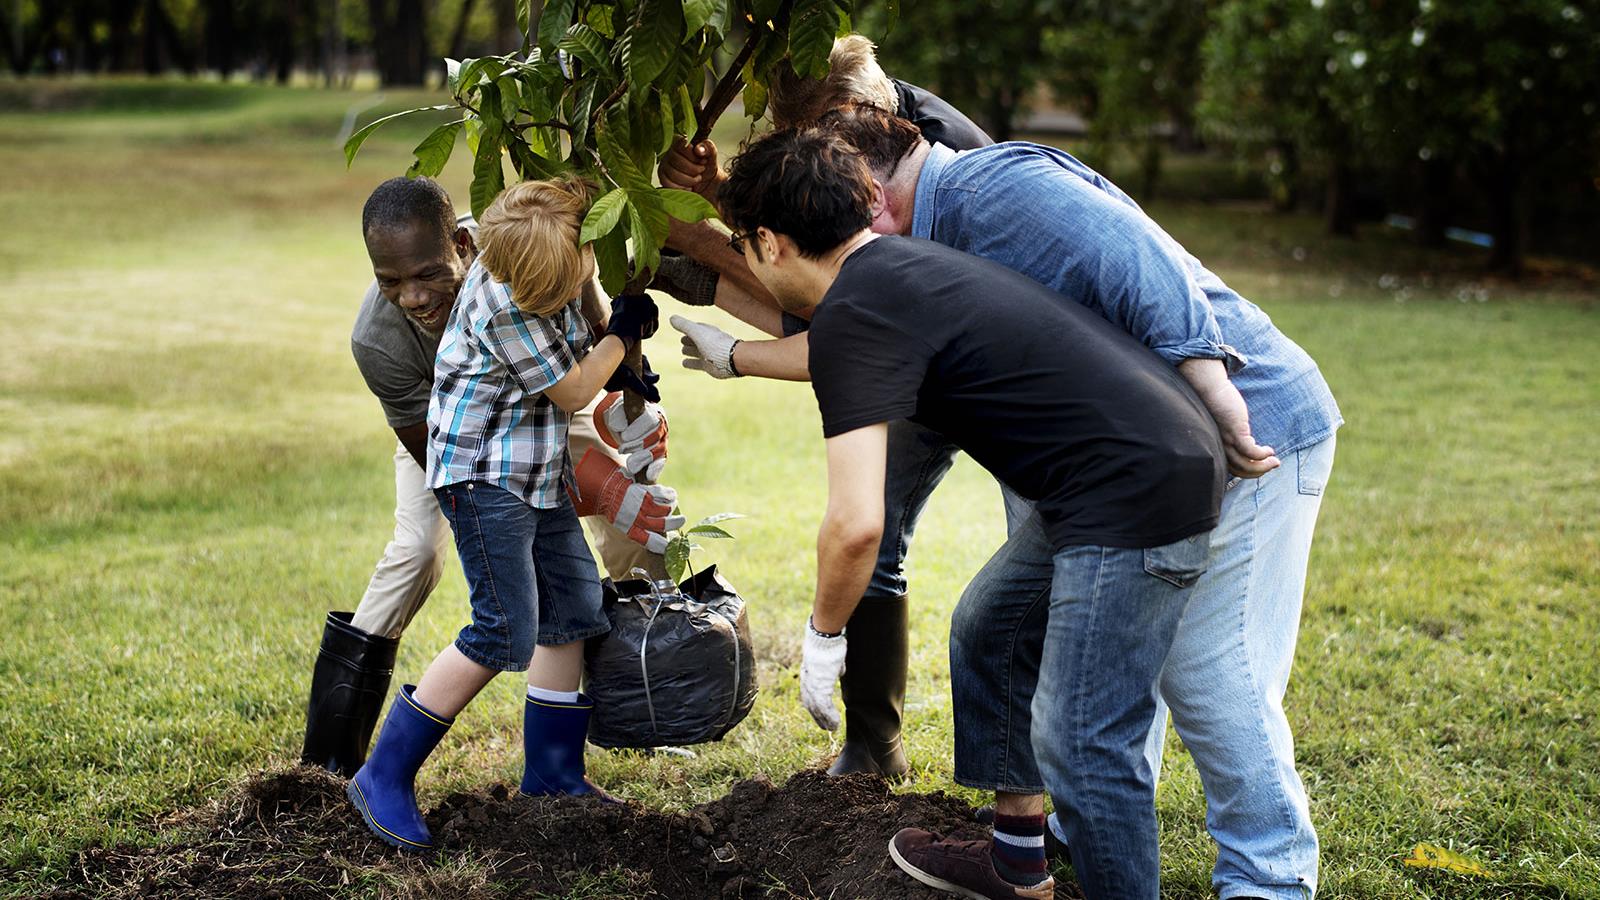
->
xmin=1296 ymin=448 xmax=1326 ymax=496
xmin=1143 ymin=531 xmax=1212 ymax=589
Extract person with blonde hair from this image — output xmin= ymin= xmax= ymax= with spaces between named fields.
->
xmin=347 ymin=178 xmax=671 ymax=852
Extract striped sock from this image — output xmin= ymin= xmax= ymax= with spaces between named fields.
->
xmin=991 ymin=812 xmax=1049 ymax=887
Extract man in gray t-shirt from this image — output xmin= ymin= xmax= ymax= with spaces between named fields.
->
xmin=301 ymin=177 xmax=658 ymax=777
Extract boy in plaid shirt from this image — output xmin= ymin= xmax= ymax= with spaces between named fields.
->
xmin=348 ymin=178 xmax=675 ymax=851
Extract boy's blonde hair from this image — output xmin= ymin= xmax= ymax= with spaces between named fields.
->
xmin=478 ymin=176 xmax=596 ymax=316
xmin=768 ymin=34 xmax=897 ymax=128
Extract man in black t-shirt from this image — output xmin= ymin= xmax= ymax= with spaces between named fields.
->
xmin=717 ymin=130 xmax=1224 ymax=900
xmin=653 ymin=33 xmax=995 ymax=780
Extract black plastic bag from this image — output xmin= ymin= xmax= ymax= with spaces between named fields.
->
xmin=583 ymin=565 xmax=758 ymax=749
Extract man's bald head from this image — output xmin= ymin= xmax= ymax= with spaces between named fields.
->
xmin=361 ymin=176 xmax=473 ymax=336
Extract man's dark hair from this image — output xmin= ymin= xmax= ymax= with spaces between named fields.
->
xmin=815 ymin=104 xmax=924 ymax=176
xmin=361 ymin=176 xmax=456 ymax=244
xmin=717 ymin=129 xmax=874 ymax=259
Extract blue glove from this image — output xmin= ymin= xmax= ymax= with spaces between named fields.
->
xmin=604 ymin=354 xmax=662 ymax=403
xmin=605 ymin=293 xmax=659 ymax=351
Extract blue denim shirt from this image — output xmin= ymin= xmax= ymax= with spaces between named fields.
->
xmin=911 ymin=142 xmax=1342 ymax=456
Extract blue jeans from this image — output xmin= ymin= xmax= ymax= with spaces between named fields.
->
xmin=954 ymin=512 xmax=1207 ymax=899
xmin=434 ymin=481 xmax=609 ymax=671
xmin=870 ymin=419 xmax=961 ymax=598
xmin=954 ymin=436 xmax=1336 ymax=900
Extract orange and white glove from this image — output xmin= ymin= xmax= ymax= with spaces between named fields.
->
xmin=569 ymin=448 xmax=684 ymax=554
xmin=594 ymin=391 xmax=669 ymax=483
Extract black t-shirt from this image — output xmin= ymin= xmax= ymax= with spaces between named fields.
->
xmin=893 ymin=79 xmax=993 ymax=151
xmin=808 ymin=237 xmax=1225 ymax=551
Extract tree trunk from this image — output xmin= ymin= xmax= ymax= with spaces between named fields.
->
xmin=1271 ymin=139 xmax=1300 ymax=212
xmin=986 ymin=86 xmax=1015 ymax=143
xmin=1486 ymin=153 xmax=1523 ymax=277
xmin=494 ymin=0 xmax=526 ymax=53
xmin=109 ymin=1 xmax=138 ymax=72
xmin=205 ymin=0 xmax=236 ymax=79
xmin=321 ymin=0 xmax=343 ymax=86
xmin=447 ymin=0 xmax=477 ymax=62
xmin=371 ymin=0 xmax=428 ymax=86
xmin=1325 ymin=160 xmax=1357 ymax=237
xmin=1417 ymin=157 xmax=1452 ymax=249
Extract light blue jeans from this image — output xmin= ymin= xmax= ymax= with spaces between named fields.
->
xmin=955 ymin=435 xmax=1335 ymax=900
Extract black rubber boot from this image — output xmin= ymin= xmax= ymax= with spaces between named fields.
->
xmin=828 ymin=593 xmax=910 ymax=777
xmin=302 ymin=611 xmax=400 ymax=778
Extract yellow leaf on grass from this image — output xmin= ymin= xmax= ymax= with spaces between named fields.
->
xmin=1403 ymin=843 xmax=1495 ymax=878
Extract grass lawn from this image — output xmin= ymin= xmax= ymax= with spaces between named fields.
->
xmin=0 ymin=79 xmax=1596 ymax=899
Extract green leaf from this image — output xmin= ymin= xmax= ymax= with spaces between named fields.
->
xmin=788 ymin=0 xmax=842 ymax=79
xmin=509 ymin=138 xmax=569 ymax=180
xmin=683 ymin=524 xmax=735 ymax=539
xmin=464 ymin=115 xmax=483 ymax=155
xmin=675 ymin=84 xmax=698 ymax=133
xmin=627 ymin=195 xmax=665 ymax=276
xmin=558 ymin=24 xmax=614 ymax=79
xmin=593 ymin=225 xmax=631 ymax=296
xmin=697 ymin=512 xmax=746 ymax=526
xmin=597 ymin=117 xmax=651 ymax=190
xmin=629 ymin=188 xmax=672 ymax=243
xmin=495 ymin=74 xmax=522 ymax=123
xmin=656 ymin=188 xmax=719 ymax=223
xmin=657 ymin=87 xmax=677 ymax=152
xmin=709 ymin=0 xmax=735 ymax=37
xmin=567 ymin=79 xmax=597 ymax=157
xmin=664 ymin=535 xmax=691 ymax=583
xmin=586 ymin=3 xmax=615 ymax=38
xmin=456 ymin=56 xmax=508 ymax=95
xmin=742 ymin=78 xmax=768 ymax=120
xmin=580 ymin=188 xmax=630 ymax=244
xmin=445 ymin=57 xmax=463 ymax=93
xmin=470 ymin=129 xmax=507 ymax=220
xmin=538 ymin=0 xmax=576 ymax=52
xmin=342 ymin=105 xmax=453 ymax=168
xmin=405 ymin=118 xmax=465 ymax=178
xmin=625 ymin=0 xmax=685 ymax=89
xmin=516 ymin=0 xmax=531 ymax=38
xmin=684 ymin=0 xmax=717 ymax=35
xmin=752 ymin=0 xmax=782 ymax=26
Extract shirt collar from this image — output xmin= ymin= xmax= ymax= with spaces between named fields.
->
xmin=911 ymin=142 xmax=956 ymax=240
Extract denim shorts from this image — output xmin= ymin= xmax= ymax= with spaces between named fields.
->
xmin=435 ymin=481 xmax=609 ymax=671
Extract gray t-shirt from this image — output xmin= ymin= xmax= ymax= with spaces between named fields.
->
xmin=351 ymin=283 xmax=443 ymax=428
xmin=352 ymin=215 xmax=477 ymax=428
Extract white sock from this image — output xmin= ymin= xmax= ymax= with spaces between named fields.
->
xmin=527 ymin=686 xmax=580 ymax=704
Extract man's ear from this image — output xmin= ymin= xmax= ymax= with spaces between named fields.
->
xmin=756 ymin=226 xmax=781 ymax=263
xmin=453 ymin=226 xmax=475 ymax=258
xmin=868 ymin=177 xmax=888 ymax=219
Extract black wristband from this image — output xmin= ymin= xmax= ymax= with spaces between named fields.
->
xmin=728 ymin=339 xmax=742 ymax=377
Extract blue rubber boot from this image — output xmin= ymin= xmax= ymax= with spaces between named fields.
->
xmin=520 ymin=693 xmax=615 ymax=800
xmin=347 ymin=685 xmax=453 ymax=851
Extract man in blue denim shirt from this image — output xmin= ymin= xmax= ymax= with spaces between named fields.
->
xmin=823 ymin=107 xmax=1342 ymax=900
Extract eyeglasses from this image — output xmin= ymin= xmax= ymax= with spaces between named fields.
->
xmin=727 ymin=229 xmax=750 ymax=256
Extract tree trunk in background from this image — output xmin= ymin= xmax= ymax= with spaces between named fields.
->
xmin=985 ymin=86 xmax=1016 ymax=143
xmin=447 ymin=0 xmax=478 ymax=61
xmin=1325 ymin=161 xmax=1357 ymax=237
xmin=72 ymin=0 xmax=100 ymax=72
xmin=270 ymin=0 xmax=299 ymax=84
xmin=1486 ymin=153 xmax=1524 ymax=277
xmin=320 ymin=0 xmax=342 ymax=86
xmin=143 ymin=0 xmax=196 ymax=75
xmin=205 ymin=0 xmax=236 ymax=79
xmin=371 ymin=0 xmax=429 ymax=85
xmin=1417 ymin=157 xmax=1452 ymax=249
xmin=1271 ymin=139 xmax=1300 ymax=212
xmin=495 ymin=0 xmax=531 ymax=53
xmin=109 ymin=1 xmax=138 ymax=71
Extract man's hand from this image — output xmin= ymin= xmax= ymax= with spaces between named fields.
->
xmin=595 ymin=391 xmax=669 ymax=483
xmin=1176 ymin=358 xmax=1279 ymax=478
xmin=799 ymin=618 xmax=848 ymax=731
xmin=670 ymin=315 xmax=740 ymax=379
xmin=570 ymin=448 xmax=685 ymax=553
xmin=659 ymin=138 xmax=723 ymax=202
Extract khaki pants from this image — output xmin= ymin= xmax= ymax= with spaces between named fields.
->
xmin=349 ymin=399 xmax=656 ymax=638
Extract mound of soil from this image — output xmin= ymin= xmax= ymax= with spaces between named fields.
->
xmin=43 ymin=766 xmax=1078 ymax=899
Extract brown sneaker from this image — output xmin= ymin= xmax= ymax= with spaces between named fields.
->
xmin=889 ymin=827 xmax=1055 ymax=899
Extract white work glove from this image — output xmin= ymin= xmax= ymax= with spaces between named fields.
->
xmin=594 ymin=392 xmax=669 ymax=483
xmin=670 ymin=314 xmax=740 ymax=380
xmin=799 ymin=616 xmax=848 ymax=731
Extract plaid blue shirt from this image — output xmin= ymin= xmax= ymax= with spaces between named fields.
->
xmin=427 ymin=260 xmax=595 ymax=508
